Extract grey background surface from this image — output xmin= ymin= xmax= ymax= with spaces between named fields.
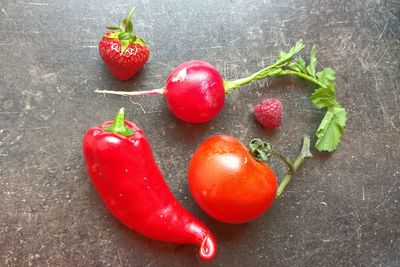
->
xmin=0 ymin=0 xmax=399 ymax=266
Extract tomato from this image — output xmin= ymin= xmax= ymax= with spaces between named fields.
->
xmin=188 ymin=135 xmax=278 ymax=224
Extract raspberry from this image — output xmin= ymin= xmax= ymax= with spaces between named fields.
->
xmin=253 ymin=98 xmax=282 ymax=129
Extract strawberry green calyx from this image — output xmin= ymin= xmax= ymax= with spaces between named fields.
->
xmin=104 ymin=6 xmax=147 ymax=55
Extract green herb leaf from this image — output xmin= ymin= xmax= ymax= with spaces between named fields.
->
xmin=118 ymin=21 xmax=125 ymax=32
xmin=287 ymin=62 xmax=300 ymax=72
xmin=297 ymin=57 xmax=308 ymax=74
xmin=126 ymin=6 xmax=136 ymax=23
xmin=275 ymin=41 xmax=305 ymax=66
xmin=316 ymin=67 xmax=336 ymax=88
xmin=104 ymin=32 xmax=119 ymax=39
xmin=315 ymin=106 xmax=347 ymax=151
xmin=120 ymin=40 xmax=129 ymax=55
xmin=306 ymin=46 xmax=317 ymax=77
xmin=311 ymin=83 xmax=339 ymax=109
xmin=134 ymin=37 xmax=146 ymax=46
xmin=288 ymin=57 xmax=307 ymax=74
xmin=125 ymin=20 xmax=133 ymax=33
xmin=118 ymin=32 xmax=131 ymax=40
xmin=106 ymin=26 xmax=120 ymax=31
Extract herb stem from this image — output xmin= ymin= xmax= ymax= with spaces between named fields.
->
xmin=277 ymin=70 xmax=327 ymax=88
xmin=276 ymin=135 xmax=312 ymax=198
xmin=223 ymin=64 xmax=275 ymax=93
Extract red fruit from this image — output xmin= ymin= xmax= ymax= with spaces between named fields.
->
xmin=254 ymin=98 xmax=282 ymax=129
xmin=188 ymin=135 xmax=278 ymax=224
xmin=99 ymin=6 xmax=149 ymax=80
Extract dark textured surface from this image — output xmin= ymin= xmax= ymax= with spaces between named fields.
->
xmin=1 ymin=0 xmax=399 ymax=266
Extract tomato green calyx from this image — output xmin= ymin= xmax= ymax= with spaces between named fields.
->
xmin=104 ymin=5 xmax=147 ymax=55
xmin=249 ymin=136 xmax=312 ymax=198
xmin=276 ymin=135 xmax=312 ymax=198
xmin=249 ymin=139 xmax=295 ymax=173
xmin=103 ymin=107 xmax=136 ymax=137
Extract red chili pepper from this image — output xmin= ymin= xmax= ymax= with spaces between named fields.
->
xmin=82 ymin=108 xmax=217 ymax=261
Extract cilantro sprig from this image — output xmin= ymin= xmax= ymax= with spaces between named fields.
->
xmin=224 ymin=41 xmax=347 ymax=152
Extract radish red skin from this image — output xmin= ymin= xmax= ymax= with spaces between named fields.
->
xmin=164 ymin=60 xmax=225 ymax=123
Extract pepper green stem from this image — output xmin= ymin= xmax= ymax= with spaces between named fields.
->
xmin=103 ymin=107 xmax=135 ymax=137
xmin=276 ymin=135 xmax=312 ymax=198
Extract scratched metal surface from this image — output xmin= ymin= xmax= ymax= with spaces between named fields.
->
xmin=0 ymin=0 xmax=399 ymax=266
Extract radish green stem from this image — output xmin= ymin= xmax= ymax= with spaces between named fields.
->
xmin=224 ymin=64 xmax=280 ymax=93
xmin=95 ymin=88 xmax=165 ymax=96
xmin=224 ymin=67 xmax=327 ymax=93
xmin=277 ymin=70 xmax=326 ymax=88
xmin=224 ymin=41 xmax=306 ymax=93
xmin=276 ymin=135 xmax=312 ymax=198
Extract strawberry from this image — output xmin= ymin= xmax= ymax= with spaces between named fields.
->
xmin=254 ymin=98 xmax=282 ymax=129
xmin=99 ymin=6 xmax=150 ymax=80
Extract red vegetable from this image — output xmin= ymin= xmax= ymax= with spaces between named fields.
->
xmin=164 ymin=61 xmax=225 ymax=123
xmin=188 ymin=135 xmax=312 ymax=224
xmin=82 ymin=108 xmax=217 ymax=261
xmin=188 ymin=135 xmax=278 ymax=224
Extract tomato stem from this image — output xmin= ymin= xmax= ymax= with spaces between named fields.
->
xmin=249 ymin=139 xmax=294 ymax=172
xmin=267 ymin=150 xmax=295 ymax=173
xmin=276 ymin=135 xmax=312 ymax=198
